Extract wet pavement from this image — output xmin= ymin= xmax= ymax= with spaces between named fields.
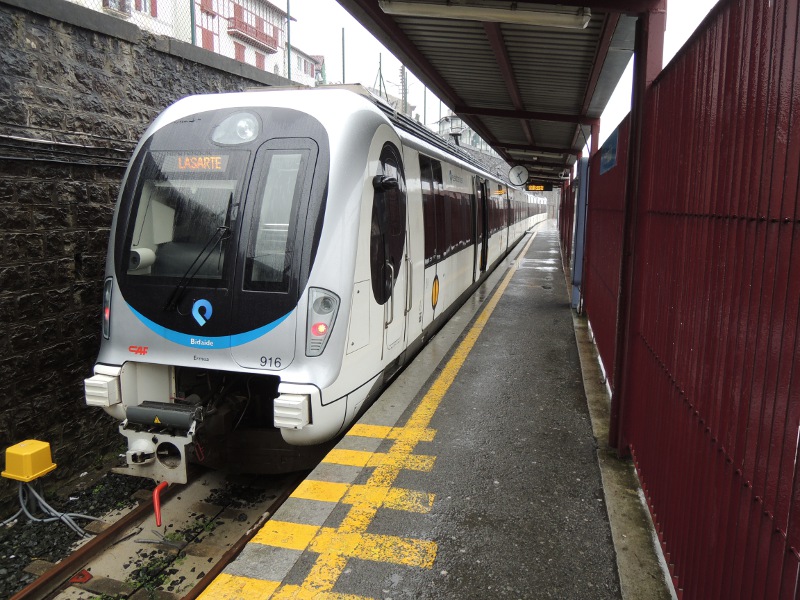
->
xmin=200 ymin=222 xmax=670 ymax=600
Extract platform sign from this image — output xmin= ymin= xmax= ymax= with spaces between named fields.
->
xmin=526 ymin=182 xmax=553 ymax=192
xmin=600 ymin=129 xmax=618 ymax=174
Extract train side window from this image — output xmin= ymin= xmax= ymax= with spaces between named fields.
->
xmin=370 ymin=142 xmax=406 ymax=305
xmin=459 ymin=194 xmax=471 ymax=246
xmin=475 ymin=181 xmax=483 ymax=243
xmin=420 ymin=155 xmax=437 ymax=266
xmin=437 ymin=190 xmax=449 ymax=256
xmin=431 ymin=161 xmax=446 ymax=258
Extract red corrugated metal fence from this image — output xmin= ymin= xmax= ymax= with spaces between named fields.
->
xmin=605 ymin=0 xmax=800 ymax=596
xmin=583 ymin=117 xmax=630 ymax=388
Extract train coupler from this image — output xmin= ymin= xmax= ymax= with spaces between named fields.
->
xmin=118 ymin=417 xmax=196 ymax=485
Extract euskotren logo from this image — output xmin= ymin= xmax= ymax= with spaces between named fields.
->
xmin=192 ymin=299 xmax=212 ymax=326
xmin=128 ymin=305 xmax=292 ymax=349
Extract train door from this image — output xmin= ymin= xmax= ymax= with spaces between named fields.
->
xmin=371 ymin=142 xmax=407 ymax=353
xmin=420 ymin=155 xmax=436 ymax=328
xmin=419 ymin=155 xmax=444 ymax=326
xmin=478 ymin=179 xmax=489 ymax=274
xmin=471 ymin=177 xmax=478 ymax=283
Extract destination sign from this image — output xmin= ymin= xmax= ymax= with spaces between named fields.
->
xmin=526 ymin=183 xmax=553 ymax=192
xmin=162 ymin=154 xmax=229 ymax=173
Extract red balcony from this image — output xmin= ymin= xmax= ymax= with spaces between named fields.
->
xmin=227 ymin=17 xmax=278 ymax=53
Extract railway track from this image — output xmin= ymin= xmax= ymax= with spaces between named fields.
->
xmin=11 ymin=469 xmax=306 ymax=600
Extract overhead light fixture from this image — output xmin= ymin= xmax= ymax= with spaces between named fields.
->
xmin=508 ymin=150 xmax=542 ymax=158
xmin=378 ymin=1 xmax=591 ymax=29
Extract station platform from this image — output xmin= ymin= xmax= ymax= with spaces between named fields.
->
xmin=199 ymin=221 xmax=672 ymax=600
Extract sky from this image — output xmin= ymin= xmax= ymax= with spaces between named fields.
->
xmin=280 ymin=0 xmax=720 ymax=144
xmin=597 ymin=0 xmax=720 ymax=145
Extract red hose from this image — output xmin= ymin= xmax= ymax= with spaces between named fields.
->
xmin=153 ymin=481 xmax=169 ymax=527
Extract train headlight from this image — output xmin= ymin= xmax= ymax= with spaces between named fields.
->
xmin=211 ymin=112 xmax=260 ymax=145
xmin=102 ymin=277 xmax=113 ymax=339
xmin=306 ymin=288 xmax=339 ymax=357
xmin=312 ymin=295 xmax=336 ymax=314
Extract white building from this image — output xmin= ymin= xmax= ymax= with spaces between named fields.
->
xmin=69 ymin=0 xmax=321 ymax=84
xmin=288 ymin=45 xmax=320 ymax=87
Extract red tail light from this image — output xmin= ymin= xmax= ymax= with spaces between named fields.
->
xmin=306 ymin=288 xmax=339 ymax=356
xmin=102 ymin=278 xmax=113 ymax=339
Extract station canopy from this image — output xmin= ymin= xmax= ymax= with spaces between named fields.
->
xmin=336 ymin=0 xmax=660 ymax=185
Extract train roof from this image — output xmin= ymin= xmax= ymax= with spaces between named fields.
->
xmin=248 ymin=85 xmax=514 ymax=187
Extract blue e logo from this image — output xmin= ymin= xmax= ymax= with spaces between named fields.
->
xmin=192 ymin=299 xmax=213 ymax=326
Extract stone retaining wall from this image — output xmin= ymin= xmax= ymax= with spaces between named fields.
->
xmin=0 ymin=0 xmax=289 ymax=505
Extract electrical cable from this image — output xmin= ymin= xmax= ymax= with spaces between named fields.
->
xmin=2 ymin=481 xmax=104 ymax=537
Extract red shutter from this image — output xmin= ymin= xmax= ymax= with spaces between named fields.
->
xmin=202 ymin=28 xmax=214 ymax=50
xmin=150 ymin=0 xmax=157 ymax=17
xmin=234 ymin=42 xmax=245 ymax=62
xmin=135 ymin=0 xmax=142 ymax=11
xmin=256 ymin=52 xmax=265 ymax=70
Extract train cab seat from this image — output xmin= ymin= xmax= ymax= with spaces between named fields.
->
xmin=152 ymin=242 xmax=224 ymax=278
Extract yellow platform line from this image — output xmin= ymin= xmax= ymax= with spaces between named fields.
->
xmin=288 ymin=479 xmax=434 ymax=515
xmin=197 ymin=573 xmax=280 ymax=599
xmin=293 ymin=479 xmax=350 ymax=503
xmin=272 ymin=587 xmax=372 ymax=600
xmin=251 ymin=520 xmax=320 ymax=551
xmin=264 ymin=233 xmax=538 ymax=599
xmin=347 ymin=423 xmax=437 ymax=442
xmin=310 ymin=528 xmax=437 ymax=568
xmin=322 ymin=448 xmax=436 ymax=471
xmin=321 ymin=448 xmax=373 ymax=468
xmin=344 ymin=485 xmax=434 ymax=513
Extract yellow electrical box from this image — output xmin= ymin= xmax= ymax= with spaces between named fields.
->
xmin=2 ymin=440 xmax=57 ymax=482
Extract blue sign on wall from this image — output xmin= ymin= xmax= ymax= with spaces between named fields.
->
xmin=599 ymin=129 xmax=618 ymax=175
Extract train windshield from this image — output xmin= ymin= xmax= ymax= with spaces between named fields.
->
xmin=244 ymin=149 xmax=309 ymax=291
xmin=114 ymin=106 xmax=329 ymax=339
xmin=125 ymin=151 xmax=247 ymax=282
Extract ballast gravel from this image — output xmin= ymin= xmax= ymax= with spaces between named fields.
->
xmin=0 ymin=472 xmax=153 ymax=599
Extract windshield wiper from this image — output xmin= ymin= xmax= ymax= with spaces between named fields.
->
xmin=163 ymin=225 xmax=230 ymax=312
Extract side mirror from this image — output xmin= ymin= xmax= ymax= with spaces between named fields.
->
xmin=372 ymin=175 xmax=399 ymax=191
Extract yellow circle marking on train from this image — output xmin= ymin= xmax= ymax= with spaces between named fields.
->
xmin=431 ymin=275 xmax=440 ymax=309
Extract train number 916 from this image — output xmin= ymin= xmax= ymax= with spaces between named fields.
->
xmin=260 ymin=356 xmax=282 ymax=368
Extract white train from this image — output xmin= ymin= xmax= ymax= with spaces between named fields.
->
xmin=84 ymin=85 xmax=547 ymax=484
